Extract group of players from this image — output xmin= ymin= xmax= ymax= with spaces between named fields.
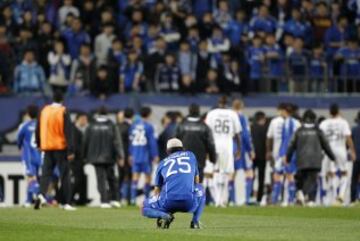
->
xmin=15 ymin=95 xmax=357 ymax=212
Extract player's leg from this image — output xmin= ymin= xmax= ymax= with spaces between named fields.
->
xmin=191 ymin=184 xmax=206 ymax=229
xmin=35 ymin=152 xmax=55 ymax=209
xmin=142 ymin=197 xmax=174 ymax=229
xmin=228 ymin=173 xmax=236 ymax=205
xmin=106 ymin=164 xmax=120 ymax=208
xmin=56 ymin=151 xmax=74 ymax=209
xmin=244 ymin=155 xmax=254 ymax=205
xmin=130 ymin=163 xmax=141 ymax=205
xmin=144 ymin=163 xmax=152 ymax=198
xmin=337 ymin=154 xmax=348 ymax=203
xmin=94 ymin=164 xmax=109 ymax=207
xmin=286 ymin=173 xmax=296 ymax=205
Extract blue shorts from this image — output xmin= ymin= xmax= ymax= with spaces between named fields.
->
xmin=143 ymin=185 xmax=204 ymax=214
xmin=132 ymin=162 xmax=152 ymax=174
xmin=23 ymin=161 xmax=41 ymax=177
xmin=234 ymin=153 xmax=253 ymax=171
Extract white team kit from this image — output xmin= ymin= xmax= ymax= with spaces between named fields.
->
xmin=206 ymin=108 xmax=241 ymax=174
xmin=320 ymin=117 xmax=351 ymax=173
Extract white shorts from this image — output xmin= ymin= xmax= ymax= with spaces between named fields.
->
xmin=322 ymin=149 xmax=348 ymax=174
xmin=215 ymin=147 xmax=235 ymax=174
xmin=203 ymin=160 xmax=215 ymax=174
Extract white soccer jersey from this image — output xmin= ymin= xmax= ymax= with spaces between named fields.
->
xmin=266 ymin=116 xmax=300 ymax=159
xmin=206 ymin=108 xmax=241 ymax=173
xmin=320 ymin=117 xmax=351 ymax=151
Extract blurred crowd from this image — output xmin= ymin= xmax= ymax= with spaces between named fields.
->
xmin=1 ymin=0 xmax=360 ymax=96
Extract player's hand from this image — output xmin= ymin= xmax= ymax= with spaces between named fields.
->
xmin=350 ymin=151 xmax=357 ymax=162
xmin=235 ymin=150 xmax=241 ymax=160
xmin=266 ymin=151 xmax=273 ymax=162
xmin=250 ymin=151 xmax=256 ymax=161
xmin=67 ymin=153 xmax=75 ymax=162
xmin=153 ymin=156 xmax=160 ymax=164
xmin=283 ymin=156 xmax=288 ymax=165
xmin=117 ymin=159 xmax=125 ymax=167
xmin=128 ymin=156 xmax=133 ymax=166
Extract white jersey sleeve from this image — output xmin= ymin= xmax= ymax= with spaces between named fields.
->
xmin=267 ymin=118 xmax=276 ymax=138
xmin=232 ymin=111 xmax=241 ymax=135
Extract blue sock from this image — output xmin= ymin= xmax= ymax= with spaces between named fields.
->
xmin=121 ymin=181 xmax=129 ymax=200
xmin=272 ymin=181 xmax=282 ymax=204
xmin=130 ymin=181 xmax=138 ymax=204
xmin=142 ymin=207 xmax=170 ymax=219
xmin=228 ymin=180 xmax=235 ymax=203
xmin=27 ymin=180 xmax=39 ymax=203
xmin=144 ymin=183 xmax=151 ymax=198
xmin=245 ymin=177 xmax=254 ymax=204
xmin=192 ymin=186 xmax=206 ymax=223
xmin=288 ymin=181 xmax=296 ymax=204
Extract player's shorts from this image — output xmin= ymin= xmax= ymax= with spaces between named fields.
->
xmin=203 ymin=160 xmax=214 ymax=174
xmin=23 ymin=160 xmax=41 ymax=177
xmin=132 ymin=162 xmax=152 ymax=174
xmin=234 ymin=152 xmax=252 ymax=171
xmin=274 ymin=156 xmax=296 ymax=174
xmin=142 ymin=184 xmax=204 ymax=214
xmin=215 ymin=146 xmax=235 ymax=174
xmin=322 ymin=149 xmax=348 ymax=174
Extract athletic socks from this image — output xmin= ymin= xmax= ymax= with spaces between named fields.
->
xmin=26 ymin=180 xmax=40 ymax=203
xmin=271 ymin=181 xmax=282 ymax=204
xmin=245 ymin=177 xmax=254 ymax=204
xmin=144 ymin=183 xmax=151 ymax=198
xmin=338 ymin=175 xmax=348 ymax=201
xmin=130 ymin=181 xmax=138 ymax=204
xmin=192 ymin=187 xmax=206 ymax=223
xmin=288 ymin=181 xmax=296 ymax=204
xmin=228 ymin=180 xmax=235 ymax=204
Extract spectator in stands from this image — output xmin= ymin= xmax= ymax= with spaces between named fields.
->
xmin=335 ymin=38 xmax=360 ymax=92
xmin=204 ymin=68 xmax=220 ymax=94
xmin=158 ymin=112 xmax=178 ymax=160
xmin=156 ymin=53 xmax=181 ymax=92
xmin=48 ymin=40 xmax=71 ymax=93
xmin=207 ymin=26 xmax=230 ymax=65
xmin=160 ymin=14 xmax=180 ymax=51
xmin=282 ymin=8 xmax=312 ymax=46
xmin=199 ymin=12 xmax=216 ymax=39
xmin=125 ymin=9 xmax=148 ymax=39
xmin=91 ymin=66 xmax=112 ymax=99
xmin=187 ymin=26 xmax=200 ymax=52
xmin=226 ymin=9 xmax=248 ymax=48
xmin=0 ymin=5 xmax=17 ymax=38
xmin=178 ymin=42 xmax=196 ymax=80
xmin=62 ymin=17 xmax=90 ymax=59
xmin=37 ymin=21 xmax=55 ymax=76
xmin=144 ymin=24 xmax=160 ymax=55
xmin=223 ymin=59 xmax=242 ymax=93
xmin=249 ymin=5 xmax=277 ymax=38
xmin=14 ymin=28 xmax=38 ymax=64
xmin=107 ymin=39 xmax=126 ymax=90
xmin=264 ymin=33 xmax=284 ymax=92
xmin=14 ymin=49 xmax=46 ymax=95
xmin=70 ymin=44 xmax=96 ymax=93
xmin=311 ymin=2 xmax=332 ymax=45
xmin=58 ymin=0 xmax=79 ymax=29
xmin=94 ymin=23 xmax=115 ymax=66
xmin=247 ymin=35 xmax=265 ymax=92
xmin=119 ymin=50 xmax=143 ymax=93
xmin=195 ymin=40 xmax=214 ymax=92
xmin=214 ymin=0 xmax=232 ymax=30
xmin=324 ymin=15 xmax=351 ymax=60
xmin=309 ymin=44 xmax=327 ymax=92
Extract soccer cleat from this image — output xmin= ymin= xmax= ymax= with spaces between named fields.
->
xmin=100 ymin=203 xmax=112 ymax=209
xmin=190 ymin=221 xmax=201 ymax=229
xmin=63 ymin=204 xmax=77 ymax=211
xmin=163 ymin=214 xmax=175 ymax=229
xmin=110 ymin=201 xmax=121 ymax=208
xmin=156 ymin=218 xmax=163 ymax=228
xmin=34 ymin=194 xmax=46 ymax=210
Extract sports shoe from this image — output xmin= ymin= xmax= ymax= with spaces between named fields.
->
xmin=0 ymin=202 xmax=6 ymax=208
xmin=190 ymin=221 xmax=201 ymax=229
xmin=110 ymin=201 xmax=121 ymax=208
xmin=34 ymin=194 xmax=46 ymax=210
xmin=100 ymin=203 xmax=112 ymax=209
xmin=63 ymin=204 xmax=77 ymax=211
xmin=163 ymin=214 xmax=175 ymax=229
xmin=156 ymin=218 xmax=163 ymax=228
xmin=23 ymin=203 xmax=32 ymax=208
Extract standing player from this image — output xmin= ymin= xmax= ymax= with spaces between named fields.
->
xmin=266 ymin=103 xmax=300 ymax=205
xmin=231 ymin=99 xmax=255 ymax=205
xmin=129 ymin=107 xmax=159 ymax=205
xmin=142 ymin=138 xmax=205 ymax=229
xmin=206 ymin=96 xmax=241 ymax=207
xmin=320 ymin=104 xmax=356 ymax=205
xmin=17 ymin=105 xmax=41 ymax=207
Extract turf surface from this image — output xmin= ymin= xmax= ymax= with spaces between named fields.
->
xmin=0 ymin=206 xmax=360 ymax=241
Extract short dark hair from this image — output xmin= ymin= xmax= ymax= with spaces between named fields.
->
xmin=53 ymin=90 xmax=64 ymax=103
xmin=124 ymin=108 xmax=134 ymax=119
xmin=189 ymin=103 xmax=200 ymax=117
xmin=218 ymin=96 xmax=228 ymax=107
xmin=75 ymin=112 xmax=88 ymax=121
xmin=302 ymin=109 xmax=317 ymax=123
xmin=167 ymin=147 xmax=184 ymax=154
xmin=97 ymin=106 xmax=108 ymax=115
xmin=277 ymin=102 xmax=287 ymax=110
xmin=140 ymin=106 xmax=152 ymax=118
xmin=254 ymin=111 xmax=266 ymax=122
xmin=27 ymin=105 xmax=38 ymax=119
xmin=329 ymin=103 xmax=339 ymax=116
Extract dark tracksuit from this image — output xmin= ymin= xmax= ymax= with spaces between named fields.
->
xmin=351 ymin=124 xmax=360 ymax=202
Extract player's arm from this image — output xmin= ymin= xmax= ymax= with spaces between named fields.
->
xmin=148 ymin=125 xmax=159 ymax=163
xmin=64 ymin=111 xmax=75 ymax=161
xmin=318 ymin=129 xmax=336 ymax=161
xmin=346 ymin=135 xmax=357 ymax=161
xmin=234 ymin=133 xmax=241 ymax=160
xmin=285 ymin=131 xmax=298 ymax=164
xmin=266 ymin=137 xmax=273 ymax=161
xmin=153 ymin=186 xmax=161 ymax=196
xmin=113 ymin=124 xmax=125 ymax=166
xmin=205 ymin=125 xmax=217 ymax=164
xmin=16 ymin=125 xmax=25 ymax=149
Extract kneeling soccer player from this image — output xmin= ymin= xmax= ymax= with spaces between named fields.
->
xmin=141 ymin=138 xmax=206 ymax=229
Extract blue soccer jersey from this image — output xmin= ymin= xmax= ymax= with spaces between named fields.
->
xmin=234 ymin=114 xmax=253 ymax=170
xmin=129 ymin=119 xmax=159 ymax=165
xmin=17 ymin=120 xmax=41 ymax=176
xmin=155 ymin=151 xmax=199 ymax=201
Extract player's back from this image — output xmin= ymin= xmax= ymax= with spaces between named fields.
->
xmin=157 ymin=151 xmax=198 ymax=200
xmin=320 ymin=117 xmax=351 ymax=149
xmin=129 ymin=119 xmax=154 ymax=163
xmin=266 ymin=116 xmax=284 ymax=155
xmin=17 ymin=120 xmax=41 ymax=163
xmin=206 ymin=108 xmax=241 ymax=148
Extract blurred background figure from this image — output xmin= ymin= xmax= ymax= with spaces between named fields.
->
xmin=351 ymin=111 xmax=360 ymax=204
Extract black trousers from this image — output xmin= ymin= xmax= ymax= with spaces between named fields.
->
xmin=40 ymin=151 xmax=72 ymax=205
xmin=351 ymin=160 xmax=360 ymax=202
xmin=118 ymin=163 xmax=131 ymax=201
xmin=253 ymin=159 xmax=266 ymax=202
xmin=94 ymin=164 xmax=119 ymax=203
xmin=71 ymin=159 xmax=87 ymax=205
xmin=295 ymin=169 xmax=320 ymax=202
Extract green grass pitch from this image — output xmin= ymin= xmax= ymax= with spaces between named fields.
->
xmin=1 ymin=206 xmax=360 ymax=241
